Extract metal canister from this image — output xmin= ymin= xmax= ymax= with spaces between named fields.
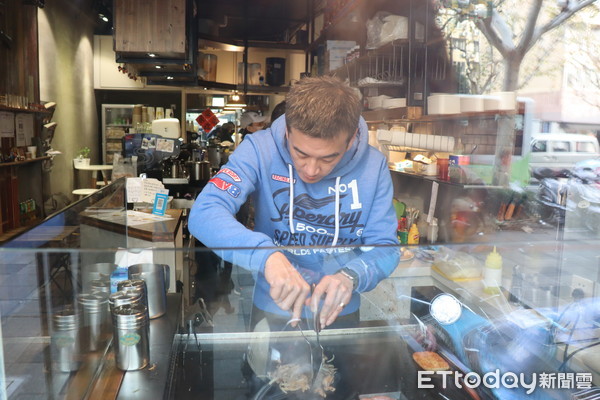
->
xmin=89 ymin=278 xmax=111 ymax=294
xmin=78 ymin=292 xmax=109 ymax=352
xmin=109 ymin=290 xmax=144 ymax=314
xmin=118 ymin=279 xmax=148 ymax=308
xmin=81 ymin=263 xmax=116 ymax=294
xmin=51 ymin=307 xmax=81 ymax=372
xmin=112 ymin=305 xmax=150 ymax=371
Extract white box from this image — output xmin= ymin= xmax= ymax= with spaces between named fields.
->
xmin=428 ymin=94 xmax=461 ymax=115
xmin=492 ymin=91 xmax=517 ymax=110
xmin=459 ymin=95 xmax=485 ymax=113
xmin=483 ymin=95 xmax=501 ymax=111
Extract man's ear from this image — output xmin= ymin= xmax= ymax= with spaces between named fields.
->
xmin=346 ymin=128 xmax=358 ymax=150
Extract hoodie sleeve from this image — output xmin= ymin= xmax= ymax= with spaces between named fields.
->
xmin=188 ymin=137 xmax=277 ymax=274
xmin=340 ymin=156 xmax=400 ymax=292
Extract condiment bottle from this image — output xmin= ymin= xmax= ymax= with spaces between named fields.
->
xmin=407 ymin=223 xmax=420 ymax=244
xmin=397 ymin=218 xmax=408 ymax=244
xmin=483 ymin=246 xmax=503 ymax=294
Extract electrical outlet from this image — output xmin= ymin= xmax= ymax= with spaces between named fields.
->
xmin=571 ymin=275 xmax=595 ymax=298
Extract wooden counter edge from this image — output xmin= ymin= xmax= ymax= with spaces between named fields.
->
xmin=80 ymin=209 xmax=183 ymax=242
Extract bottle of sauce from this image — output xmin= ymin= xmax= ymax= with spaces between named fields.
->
xmin=483 ymin=246 xmax=503 ymax=294
xmin=407 ymin=223 xmax=420 ymax=244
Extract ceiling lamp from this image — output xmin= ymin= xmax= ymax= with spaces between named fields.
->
xmin=225 ymin=92 xmax=247 ymax=109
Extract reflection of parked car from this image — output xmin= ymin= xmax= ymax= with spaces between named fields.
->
xmin=532 ymin=165 xmax=600 ymax=232
xmin=574 ymin=158 xmax=600 ymax=181
xmin=529 ymin=133 xmax=600 ymax=176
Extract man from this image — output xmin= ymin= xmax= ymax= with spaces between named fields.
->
xmin=189 ymin=76 xmax=399 ymax=330
xmin=239 ymin=111 xmax=267 ymax=140
xmin=215 ymin=121 xmax=236 ymax=143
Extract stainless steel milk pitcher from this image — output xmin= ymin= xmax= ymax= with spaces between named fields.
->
xmin=127 ymin=263 xmax=170 ymax=319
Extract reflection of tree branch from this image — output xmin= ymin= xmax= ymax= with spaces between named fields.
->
xmin=519 ymin=0 xmax=543 ymax=55
xmin=475 ymin=10 xmax=513 ymax=57
xmin=531 ymin=0 xmax=597 ymax=50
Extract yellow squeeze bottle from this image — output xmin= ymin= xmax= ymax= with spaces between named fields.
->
xmin=407 ymin=223 xmax=419 ymax=245
xmin=483 ymin=246 xmax=503 ymax=294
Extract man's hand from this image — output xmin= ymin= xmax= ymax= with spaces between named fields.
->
xmin=263 ymin=252 xmax=311 ymax=324
xmin=309 ymin=272 xmax=353 ymax=328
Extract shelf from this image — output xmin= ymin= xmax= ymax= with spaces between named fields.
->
xmin=235 ymin=84 xmax=290 ymax=94
xmin=420 ymin=110 xmax=518 ymax=121
xmin=0 ymin=105 xmax=51 ymax=115
xmin=390 ymin=169 xmax=502 ymax=189
xmin=0 ymin=156 xmax=51 ymax=168
xmin=308 ymin=0 xmax=363 ymax=52
xmin=198 ymin=33 xmax=305 ymax=52
xmin=106 ymin=124 xmax=132 ymax=127
xmin=0 ymin=220 xmax=42 ymax=244
xmin=363 ymin=106 xmax=423 ymax=122
xmin=363 ymin=107 xmax=520 ymax=123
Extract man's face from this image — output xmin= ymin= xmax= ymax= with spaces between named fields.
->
xmin=247 ymin=121 xmax=265 ymax=133
xmin=286 ymin=127 xmax=355 ymax=183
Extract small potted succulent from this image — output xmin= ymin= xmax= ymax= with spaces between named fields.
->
xmin=73 ymin=146 xmax=91 ymax=168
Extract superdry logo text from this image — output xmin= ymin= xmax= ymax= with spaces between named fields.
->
xmin=271 ymin=174 xmax=295 ymax=184
xmin=209 ymin=177 xmax=241 ymax=197
xmin=270 ymin=187 xmax=364 ymax=239
xmin=219 ymin=168 xmax=241 ymax=182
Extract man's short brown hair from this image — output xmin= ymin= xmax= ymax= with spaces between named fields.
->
xmin=285 ymin=76 xmax=361 ymax=142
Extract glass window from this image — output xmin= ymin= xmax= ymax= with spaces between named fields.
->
xmin=576 ymin=141 xmax=597 ymax=153
xmin=532 ymin=140 xmax=546 ymax=152
xmin=550 ymin=141 xmax=570 ymax=152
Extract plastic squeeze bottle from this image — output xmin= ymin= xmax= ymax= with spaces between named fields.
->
xmin=483 ymin=246 xmax=503 ymax=294
xmin=407 ymin=223 xmax=420 ymax=244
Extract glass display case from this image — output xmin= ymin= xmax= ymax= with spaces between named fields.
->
xmin=1 ymin=180 xmax=599 ymax=399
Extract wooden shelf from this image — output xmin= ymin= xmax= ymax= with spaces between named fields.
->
xmin=0 ymin=105 xmax=51 ymax=115
xmin=0 ymin=156 xmax=51 ymax=168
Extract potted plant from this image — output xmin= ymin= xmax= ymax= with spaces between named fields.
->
xmin=73 ymin=146 xmax=91 ymax=168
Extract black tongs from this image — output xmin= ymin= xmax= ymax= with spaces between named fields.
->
xmin=311 ymin=285 xmax=325 ymax=383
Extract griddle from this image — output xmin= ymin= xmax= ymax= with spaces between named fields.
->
xmin=168 ymin=326 xmax=491 ymax=400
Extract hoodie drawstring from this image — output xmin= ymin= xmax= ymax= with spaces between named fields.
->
xmin=287 ymin=164 xmax=340 ymax=246
xmin=288 ymin=164 xmax=295 ymax=234
xmin=332 ymin=176 xmax=340 ymax=246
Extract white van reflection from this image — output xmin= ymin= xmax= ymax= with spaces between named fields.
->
xmin=530 ymin=133 xmax=600 ymax=175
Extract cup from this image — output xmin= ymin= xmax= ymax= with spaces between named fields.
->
xmin=25 ymin=152 xmax=33 ymax=159
xmin=27 ymin=146 xmax=37 ymax=158
xmin=128 ymin=263 xmax=170 ymax=319
xmin=437 ymin=158 xmax=449 ymax=181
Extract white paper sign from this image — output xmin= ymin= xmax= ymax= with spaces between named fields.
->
xmin=141 ymin=179 xmax=168 ymax=203
xmin=0 ymin=112 xmax=14 ymax=138
xmin=126 ymin=177 xmax=168 ymax=203
xmin=15 ymin=113 xmax=34 ymax=146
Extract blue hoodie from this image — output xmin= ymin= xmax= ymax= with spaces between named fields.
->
xmin=189 ymin=115 xmax=400 ymax=317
